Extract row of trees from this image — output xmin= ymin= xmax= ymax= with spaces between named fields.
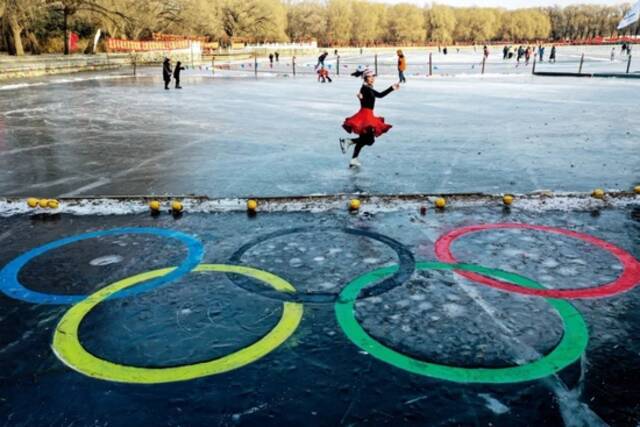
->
xmin=2 ymin=0 xmax=639 ymax=56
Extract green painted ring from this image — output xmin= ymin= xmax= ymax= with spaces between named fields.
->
xmin=335 ymin=261 xmax=589 ymax=384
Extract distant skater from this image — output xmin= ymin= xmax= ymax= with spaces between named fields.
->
xmin=316 ymin=51 xmax=329 ymax=69
xmin=539 ymin=45 xmax=545 ymax=62
xmin=163 ymin=58 xmax=172 ymax=90
xmin=397 ymin=50 xmax=407 ymax=83
xmin=611 ymin=47 xmax=616 ymax=62
xmin=174 ymin=61 xmax=185 ymax=89
xmin=339 ymin=68 xmax=399 ymax=168
xmin=483 ymin=45 xmax=489 ymax=58
xmin=269 ymin=53 xmax=274 ymax=67
xmin=275 ymin=51 xmax=280 ymax=62
xmin=549 ymin=45 xmax=557 ymax=63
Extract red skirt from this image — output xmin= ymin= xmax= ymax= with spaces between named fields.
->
xmin=342 ymin=108 xmax=392 ymax=137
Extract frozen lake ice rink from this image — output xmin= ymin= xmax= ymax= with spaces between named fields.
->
xmin=0 ymin=46 xmax=638 ymax=198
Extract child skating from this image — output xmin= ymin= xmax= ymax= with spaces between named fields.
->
xmin=339 ymin=68 xmax=399 ymax=168
xmin=317 ymin=66 xmax=332 ymax=83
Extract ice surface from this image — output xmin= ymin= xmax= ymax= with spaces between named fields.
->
xmin=0 ymin=47 xmax=638 ymax=198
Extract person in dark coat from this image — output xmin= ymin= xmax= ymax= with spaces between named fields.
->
xmin=163 ymin=58 xmax=172 ymax=90
xmin=275 ymin=51 xmax=279 ymax=62
xmin=173 ymin=61 xmax=185 ymax=89
xmin=549 ymin=45 xmax=557 ymax=63
xmin=316 ymin=51 xmax=329 ymax=69
xmin=339 ymin=68 xmax=399 ymax=168
xmin=269 ymin=53 xmax=274 ymax=67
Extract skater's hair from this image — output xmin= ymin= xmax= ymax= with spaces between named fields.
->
xmin=351 ymin=68 xmax=374 ymax=79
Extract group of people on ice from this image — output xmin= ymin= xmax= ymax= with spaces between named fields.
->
xmin=162 ymin=57 xmax=185 ymax=90
xmin=501 ymin=44 xmax=556 ymax=64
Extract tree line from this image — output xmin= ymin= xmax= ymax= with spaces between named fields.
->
xmin=1 ymin=0 xmax=639 ymax=56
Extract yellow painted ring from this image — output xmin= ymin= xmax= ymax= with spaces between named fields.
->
xmin=52 ymin=264 xmax=303 ymax=384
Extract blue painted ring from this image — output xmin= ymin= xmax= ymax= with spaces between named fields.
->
xmin=0 ymin=227 xmax=204 ymax=305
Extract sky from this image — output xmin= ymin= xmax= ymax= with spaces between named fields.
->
xmin=369 ymin=0 xmax=628 ymax=7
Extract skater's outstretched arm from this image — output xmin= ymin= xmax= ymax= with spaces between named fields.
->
xmin=372 ymin=84 xmax=399 ymax=98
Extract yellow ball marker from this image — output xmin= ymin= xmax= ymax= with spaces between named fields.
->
xmin=47 ymin=199 xmax=60 ymax=209
xmin=247 ymin=199 xmax=258 ymax=212
xmin=349 ymin=199 xmax=361 ymax=211
xmin=38 ymin=199 xmax=49 ymax=209
xmin=592 ymin=188 xmax=605 ymax=199
xmin=435 ymin=197 xmax=446 ymax=209
xmin=503 ymin=195 xmax=514 ymax=206
xmin=149 ymin=200 xmax=161 ymax=212
xmin=27 ymin=198 xmax=38 ymax=208
xmin=171 ymin=201 xmax=183 ymax=213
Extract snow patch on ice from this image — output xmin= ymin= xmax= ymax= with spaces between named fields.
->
xmin=0 ymin=191 xmax=636 ymax=217
xmin=478 ymin=393 xmax=510 ymax=415
xmin=89 ymin=255 xmax=124 ymax=266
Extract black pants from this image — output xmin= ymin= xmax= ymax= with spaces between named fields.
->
xmin=164 ymin=79 xmax=170 ymax=89
xmin=175 ymin=79 xmax=181 ymax=88
xmin=351 ymin=132 xmax=375 ymax=159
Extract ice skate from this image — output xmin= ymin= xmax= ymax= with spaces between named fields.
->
xmin=339 ymin=138 xmax=347 ymax=154
xmin=349 ymin=158 xmax=361 ymax=168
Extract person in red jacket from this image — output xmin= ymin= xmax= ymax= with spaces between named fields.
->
xmin=317 ymin=66 xmax=332 ymax=83
xmin=339 ymin=68 xmax=399 ymax=168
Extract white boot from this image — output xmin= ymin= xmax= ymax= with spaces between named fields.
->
xmin=339 ymin=138 xmax=354 ymax=154
xmin=349 ymin=158 xmax=361 ymax=168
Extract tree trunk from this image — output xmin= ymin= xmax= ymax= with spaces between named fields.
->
xmin=26 ymin=31 xmax=41 ymax=55
xmin=5 ymin=10 xmax=24 ymax=56
xmin=63 ymin=7 xmax=69 ymax=55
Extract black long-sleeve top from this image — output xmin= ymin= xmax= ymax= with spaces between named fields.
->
xmin=163 ymin=62 xmax=172 ymax=80
xmin=174 ymin=65 xmax=185 ymax=79
xmin=359 ymin=84 xmax=394 ymax=109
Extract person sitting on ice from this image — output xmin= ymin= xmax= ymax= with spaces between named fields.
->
xmin=317 ymin=66 xmax=332 ymax=83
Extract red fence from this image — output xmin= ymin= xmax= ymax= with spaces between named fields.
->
xmin=106 ymin=39 xmax=191 ymax=53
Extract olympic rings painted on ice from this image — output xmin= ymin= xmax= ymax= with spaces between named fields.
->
xmin=335 ymin=261 xmax=589 ymax=384
xmin=52 ymin=264 xmax=303 ymax=384
xmin=0 ymin=227 xmax=204 ymax=305
xmin=227 ymin=226 xmax=415 ymax=303
xmin=434 ymin=223 xmax=640 ymax=299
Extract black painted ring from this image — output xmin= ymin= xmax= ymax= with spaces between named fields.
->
xmin=227 ymin=226 xmax=416 ymax=303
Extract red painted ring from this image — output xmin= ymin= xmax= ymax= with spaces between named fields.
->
xmin=434 ymin=223 xmax=640 ymax=299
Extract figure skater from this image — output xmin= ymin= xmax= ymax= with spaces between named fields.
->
xmin=339 ymin=68 xmax=399 ymax=168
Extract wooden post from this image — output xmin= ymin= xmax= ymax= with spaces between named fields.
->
xmin=429 ymin=52 xmax=432 ymax=76
xmin=375 ymin=53 xmax=378 ymax=75
xmin=190 ymin=41 xmax=194 ymax=69
xmin=481 ymin=56 xmax=486 ymax=74
xmin=626 ymin=55 xmax=632 ymax=74
xmin=578 ymin=53 xmax=584 ymax=74
xmin=532 ymin=56 xmax=536 ymax=74
xmin=337 ymin=55 xmax=340 ymax=75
